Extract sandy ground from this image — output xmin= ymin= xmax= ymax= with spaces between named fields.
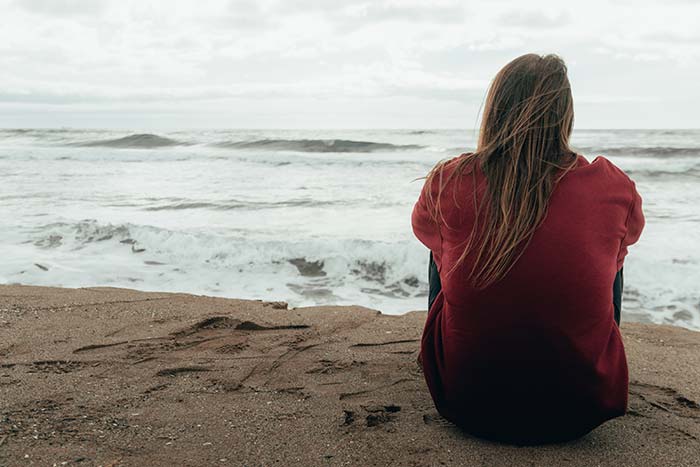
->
xmin=0 ymin=284 xmax=699 ymax=467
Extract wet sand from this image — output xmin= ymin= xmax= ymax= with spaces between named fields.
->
xmin=1 ymin=284 xmax=699 ymax=466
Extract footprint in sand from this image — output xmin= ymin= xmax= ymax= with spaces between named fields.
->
xmin=422 ymin=412 xmax=455 ymax=427
xmin=629 ymin=381 xmax=700 ymax=419
xmin=174 ymin=316 xmax=309 ymax=338
xmin=155 ymin=366 xmax=212 ymax=377
xmin=306 ymin=358 xmax=366 ymax=375
xmin=71 ymin=316 xmax=309 ymax=363
xmin=341 ymin=404 xmax=402 ymax=429
xmin=28 ymin=360 xmax=92 ymax=374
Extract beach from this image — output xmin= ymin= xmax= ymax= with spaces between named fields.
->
xmin=1 ymin=284 xmax=699 ymax=466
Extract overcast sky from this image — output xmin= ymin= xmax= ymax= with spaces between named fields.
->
xmin=1 ymin=0 xmax=699 ymax=129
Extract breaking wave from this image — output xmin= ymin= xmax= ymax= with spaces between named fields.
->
xmin=75 ymin=134 xmax=185 ymax=149
xmin=141 ymin=199 xmax=348 ymax=211
xmin=582 ymin=147 xmax=700 ymax=158
xmin=214 ymin=138 xmax=424 ymax=153
xmin=18 ymin=220 xmax=428 ymax=311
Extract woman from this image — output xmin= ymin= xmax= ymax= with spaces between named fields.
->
xmin=412 ymin=54 xmax=644 ymax=445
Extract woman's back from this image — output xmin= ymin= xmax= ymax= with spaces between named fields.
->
xmin=412 ymin=152 xmax=644 ymax=444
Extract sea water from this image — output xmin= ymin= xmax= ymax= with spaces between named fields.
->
xmin=1 ymin=128 xmax=698 ymax=329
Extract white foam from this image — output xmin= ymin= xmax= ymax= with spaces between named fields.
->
xmin=0 ymin=219 xmax=429 ymax=313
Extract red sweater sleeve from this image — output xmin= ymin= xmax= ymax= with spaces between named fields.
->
xmin=412 ymin=179 xmax=442 ymax=258
xmin=616 ymin=183 xmax=645 ymax=269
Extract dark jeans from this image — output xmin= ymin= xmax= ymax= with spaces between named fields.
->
xmin=427 ymin=253 xmax=623 ymax=325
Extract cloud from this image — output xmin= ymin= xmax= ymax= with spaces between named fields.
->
xmin=498 ymin=9 xmax=570 ymax=28
xmin=337 ymin=3 xmax=467 ymax=25
xmin=13 ymin=0 xmax=108 ymax=16
xmin=642 ymin=31 xmax=700 ymax=44
xmin=0 ymin=57 xmax=488 ymax=106
xmin=0 ymin=0 xmax=698 ymax=128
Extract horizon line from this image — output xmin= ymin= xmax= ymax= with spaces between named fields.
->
xmin=1 ymin=126 xmax=699 ymax=132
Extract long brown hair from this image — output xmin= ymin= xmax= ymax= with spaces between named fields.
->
xmin=426 ymin=53 xmax=579 ymax=289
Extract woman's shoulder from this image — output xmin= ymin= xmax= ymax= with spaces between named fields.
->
xmin=431 ymin=152 xmax=478 ymax=178
xmin=573 ymin=154 xmax=637 ymax=191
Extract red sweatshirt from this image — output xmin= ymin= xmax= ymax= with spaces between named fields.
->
xmin=412 ymin=154 xmax=645 ymax=444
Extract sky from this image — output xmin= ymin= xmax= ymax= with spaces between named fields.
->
xmin=1 ymin=0 xmax=699 ymax=129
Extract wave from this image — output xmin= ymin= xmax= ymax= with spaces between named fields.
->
xmin=75 ymin=133 xmax=185 ymax=149
xmin=581 ymin=147 xmax=700 ymax=158
xmin=17 ymin=219 xmax=428 ymax=312
xmin=439 ymin=147 xmax=700 ymax=159
xmin=141 ymin=198 xmax=347 ymax=211
xmin=27 ymin=219 xmax=427 ymax=293
xmin=214 ymin=138 xmax=424 ymax=153
xmin=625 ymin=167 xmax=700 ymax=179
xmin=0 ymin=128 xmax=77 ymax=135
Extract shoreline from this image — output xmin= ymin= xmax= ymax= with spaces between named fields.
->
xmin=2 ymin=281 xmax=694 ymax=332
xmin=1 ymin=284 xmax=699 ymax=466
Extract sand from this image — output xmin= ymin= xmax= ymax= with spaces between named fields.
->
xmin=0 ymin=284 xmax=699 ymax=467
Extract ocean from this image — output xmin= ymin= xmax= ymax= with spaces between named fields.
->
xmin=1 ymin=128 xmax=698 ymax=329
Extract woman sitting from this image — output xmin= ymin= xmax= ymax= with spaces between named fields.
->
xmin=412 ymin=53 xmax=645 ymax=445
